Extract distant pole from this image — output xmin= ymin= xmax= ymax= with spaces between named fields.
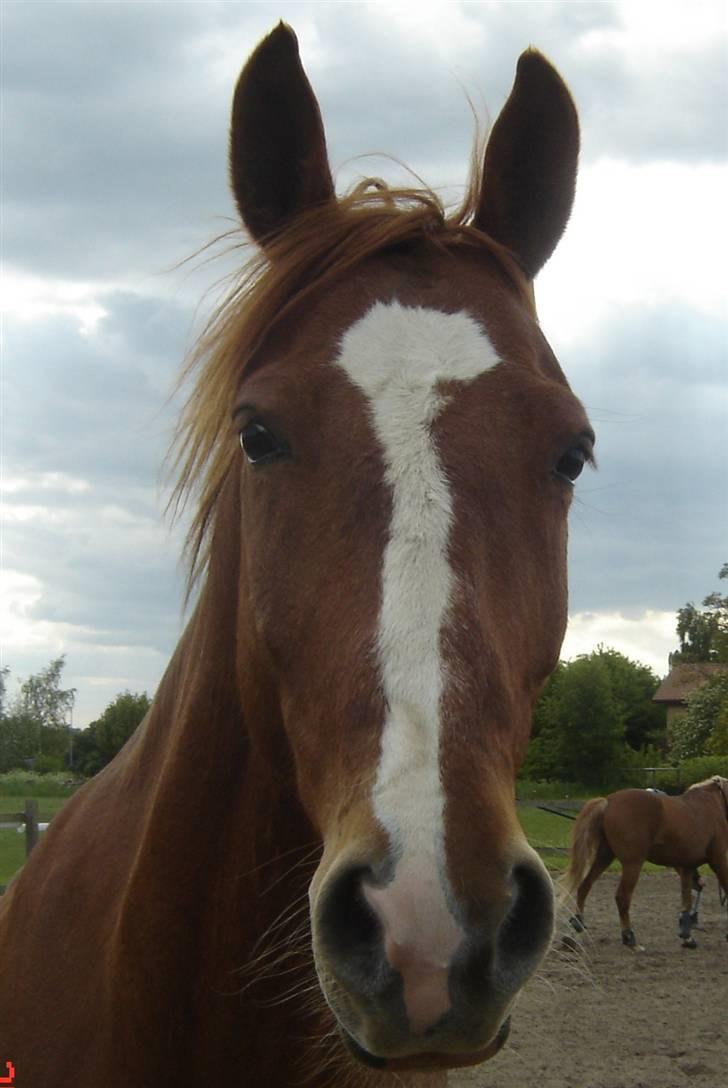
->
xmin=24 ymin=799 xmax=39 ymax=856
xmin=67 ymin=694 xmax=75 ymax=771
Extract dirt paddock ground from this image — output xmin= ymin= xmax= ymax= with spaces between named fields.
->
xmin=452 ymin=871 xmax=727 ymax=1088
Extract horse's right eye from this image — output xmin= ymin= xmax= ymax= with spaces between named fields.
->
xmin=239 ymin=422 xmax=289 ymax=465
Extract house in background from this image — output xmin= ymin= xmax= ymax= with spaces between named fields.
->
xmin=652 ymin=662 xmax=728 ymax=732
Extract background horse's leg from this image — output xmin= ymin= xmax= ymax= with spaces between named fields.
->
xmin=571 ymin=840 xmax=614 ymax=931
xmin=677 ymin=867 xmax=698 ymax=948
xmin=707 ymin=852 xmax=728 ymax=942
xmin=689 ymin=868 xmax=704 ymax=924
xmin=615 ymin=860 xmax=642 ymax=948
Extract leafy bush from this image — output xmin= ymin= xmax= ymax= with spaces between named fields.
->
xmin=518 ymin=752 xmax=728 ymax=798
xmin=73 ymin=691 xmax=151 ymax=776
xmin=33 ymin=753 xmax=65 ymax=775
xmin=522 ymin=648 xmax=664 ymax=786
xmin=669 ymin=672 xmax=728 ymax=759
xmin=677 ymin=754 xmax=728 ymax=784
xmin=515 ymin=779 xmax=597 ymax=800
xmin=0 ymin=770 xmax=82 ymax=797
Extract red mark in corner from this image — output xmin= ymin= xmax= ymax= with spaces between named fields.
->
xmin=0 ymin=1062 xmax=15 ymax=1085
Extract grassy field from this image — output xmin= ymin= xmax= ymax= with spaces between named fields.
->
xmin=517 ymin=804 xmax=671 ymax=875
xmin=0 ymin=793 xmax=673 ymax=887
xmin=0 ymin=795 xmax=584 ymax=885
xmin=0 ymin=796 xmax=71 ymax=886
xmin=517 ymin=805 xmax=575 ymax=871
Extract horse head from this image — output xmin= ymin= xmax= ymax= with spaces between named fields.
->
xmin=183 ymin=22 xmax=589 ymax=1073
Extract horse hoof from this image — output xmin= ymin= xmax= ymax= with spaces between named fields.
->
xmin=561 ymin=935 xmax=581 ymax=954
xmin=621 ymin=929 xmax=636 ymax=948
xmin=569 ymin=914 xmax=585 ymax=933
xmin=681 ymin=938 xmax=698 ymax=949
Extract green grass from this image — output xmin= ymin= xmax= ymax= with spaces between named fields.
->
xmin=0 ymin=770 xmax=82 ymax=798
xmin=517 ymin=805 xmax=575 ymax=872
xmin=516 ymin=804 xmax=695 ymax=876
xmin=0 ymin=795 xmax=73 ymax=886
xmin=1 ymin=789 xmax=692 ymax=887
xmin=516 ymin=780 xmax=601 ymax=801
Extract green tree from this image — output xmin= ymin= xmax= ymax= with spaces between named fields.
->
xmin=523 ymin=648 xmax=663 ymax=784
xmin=14 ymin=656 xmax=76 ymax=729
xmin=707 ymin=695 xmax=728 ymax=755
xmin=670 ymin=671 xmax=728 ymax=759
xmin=0 ymin=712 xmax=38 ymax=774
xmin=551 ymin=655 xmax=625 ymax=785
xmin=702 ymin=562 xmax=728 ymax=662
xmin=596 ymin=648 xmax=663 ymax=751
xmin=75 ymin=691 xmax=151 ymax=776
xmin=521 ymin=664 xmax=564 ymax=781
xmin=1 ymin=659 xmax=76 ymax=772
xmin=0 ymin=666 xmax=9 ymax=718
xmin=670 ymin=563 xmax=728 ymax=665
xmin=523 ymin=652 xmax=627 ymax=785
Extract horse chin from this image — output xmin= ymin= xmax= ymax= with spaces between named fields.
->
xmin=340 ymin=1017 xmax=511 ymax=1072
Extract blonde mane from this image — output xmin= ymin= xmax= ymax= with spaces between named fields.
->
xmin=687 ymin=774 xmax=728 ymax=791
xmin=169 ymin=176 xmax=534 ymax=592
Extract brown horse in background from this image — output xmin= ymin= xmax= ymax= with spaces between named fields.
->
xmin=567 ymin=777 xmax=728 ymax=949
xmin=0 ymin=23 xmax=588 ymax=1087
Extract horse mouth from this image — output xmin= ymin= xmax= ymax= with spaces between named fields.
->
xmin=340 ymin=1016 xmax=511 ymax=1071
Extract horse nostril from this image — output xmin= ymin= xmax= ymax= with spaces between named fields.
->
xmin=496 ymin=861 xmax=554 ymax=973
xmin=317 ymin=867 xmax=382 ymax=974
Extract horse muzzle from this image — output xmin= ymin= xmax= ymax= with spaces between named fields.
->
xmin=310 ymin=849 xmax=554 ymax=1068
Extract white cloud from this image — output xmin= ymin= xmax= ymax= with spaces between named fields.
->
xmin=611 ymin=0 xmax=726 ymax=52
xmin=0 ymin=562 xmax=178 ymax=726
xmin=561 ymin=609 xmax=678 ymax=677
xmin=1 ymin=270 xmax=110 ymax=331
xmin=2 ymin=472 xmax=92 ymax=496
xmin=0 ymin=569 xmax=94 ymax=654
xmin=537 ymin=160 xmax=728 ymax=344
xmin=2 ymin=0 xmax=726 ymax=728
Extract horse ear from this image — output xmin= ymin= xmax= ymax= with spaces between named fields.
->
xmin=474 ymin=50 xmax=579 ymax=279
xmin=230 ymin=23 xmax=335 ymax=244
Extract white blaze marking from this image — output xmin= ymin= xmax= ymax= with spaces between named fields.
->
xmin=335 ymin=301 xmax=501 ymax=924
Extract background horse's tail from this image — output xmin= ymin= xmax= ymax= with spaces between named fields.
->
xmin=565 ymin=797 xmax=608 ymax=893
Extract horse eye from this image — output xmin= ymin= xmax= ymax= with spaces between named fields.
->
xmin=239 ymin=422 xmax=288 ymax=465
xmin=554 ymin=446 xmax=587 ymax=484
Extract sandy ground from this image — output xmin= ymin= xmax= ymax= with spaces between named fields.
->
xmin=451 ymin=871 xmax=727 ymax=1088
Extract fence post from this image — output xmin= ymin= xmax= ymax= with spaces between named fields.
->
xmin=24 ymin=799 xmax=39 ymax=857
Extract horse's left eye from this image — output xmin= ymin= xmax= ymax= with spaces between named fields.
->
xmin=239 ymin=422 xmax=288 ymax=465
xmin=554 ymin=446 xmax=587 ymax=484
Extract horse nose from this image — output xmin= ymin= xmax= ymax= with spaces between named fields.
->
xmin=501 ymin=860 xmax=555 ymax=966
xmin=316 ymin=859 xmax=464 ymax=1035
xmin=315 ymin=852 xmax=553 ymax=1045
xmin=315 ymin=864 xmax=383 ymax=980
xmin=458 ymin=859 xmax=555 ymax=999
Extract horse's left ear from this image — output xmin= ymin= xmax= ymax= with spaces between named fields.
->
xmin=229 ymin=23 xmax=335 ymax=244
xmin=475 ymin=50 xmax=579 ymax=279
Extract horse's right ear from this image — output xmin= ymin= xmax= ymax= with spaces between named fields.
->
xmin=230 ymin=23 xmax=335 ymax=244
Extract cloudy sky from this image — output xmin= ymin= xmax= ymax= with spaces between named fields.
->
xmin=2 ymin=0 xmax=727 ymax=727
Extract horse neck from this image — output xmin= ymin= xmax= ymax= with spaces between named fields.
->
xmin=114 ymin=498 xmax=313 ymax=912
xmin=682 ymin=782 xmax=723 ymax=820
xmin=102 ymin=483 xmax=326 ymax=1071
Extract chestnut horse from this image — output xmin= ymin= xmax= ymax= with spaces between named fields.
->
xmin=0 ymin=24 xmax=590 ymax=1087
xmin=567 ymin=776 xmax=728 ymax=949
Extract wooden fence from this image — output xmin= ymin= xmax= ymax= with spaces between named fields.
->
xmin=0 ymin=799 xmax=40 ymax=894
